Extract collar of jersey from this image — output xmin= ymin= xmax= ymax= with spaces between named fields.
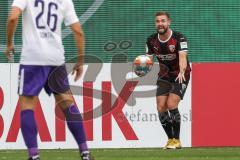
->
xmin=158 ymin=30 xmax=173 ymax=43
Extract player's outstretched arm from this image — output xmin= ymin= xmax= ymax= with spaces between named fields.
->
xmin=70 ymin=22 xmax=85 ymax=81
xmin=5 ymin=7 xmax=22 ymax=61
xmin=176 ymin=51 xmax=187 ymax=83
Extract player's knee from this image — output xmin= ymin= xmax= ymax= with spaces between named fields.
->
xmin=157 ymin=104 xmax=168 ymax=112
xmin=167 ymin=99 xmax=179 ymax=109
xmin=19 ymin=96 xmax=38 ymax=111
xmin=54 ymin=92 xmax=74 ymax=110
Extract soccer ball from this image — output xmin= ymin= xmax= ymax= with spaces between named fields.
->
xmin=133 ymin=55 xmax=153 ymax=77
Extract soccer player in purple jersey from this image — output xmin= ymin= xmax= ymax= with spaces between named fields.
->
xmin=4 ymin=0 xmax=94 ymax=159
xmin=146 ymin=11 xmax=191 ymax=149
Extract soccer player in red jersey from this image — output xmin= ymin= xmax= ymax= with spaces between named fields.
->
xmin=146 ymin=11 xmax=191 ymax=149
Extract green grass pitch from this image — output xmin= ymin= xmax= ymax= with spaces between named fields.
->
xmin=1 ymin=147 xmax=240 ymax=160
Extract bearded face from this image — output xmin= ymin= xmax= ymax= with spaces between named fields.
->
xmin=155 ymin=15 xmax=171 ymax=35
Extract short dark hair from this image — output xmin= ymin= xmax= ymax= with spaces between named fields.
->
xmin=155 ymin=11 xmax=170 ymax=19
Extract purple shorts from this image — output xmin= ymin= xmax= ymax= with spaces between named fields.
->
xmin=18 ymin=65 xmax=70 ymax=96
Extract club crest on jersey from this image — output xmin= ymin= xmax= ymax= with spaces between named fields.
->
xmin=168 ymin=45 xmax=175 ymax=52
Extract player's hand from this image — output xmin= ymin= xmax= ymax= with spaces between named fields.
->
xmin=4 ymin=44 xmax=14 ymax=61
xmin=175 ymin=72 xmax=186 ymax=83
xmin=72 ymin=62 xmax=83 ymax=82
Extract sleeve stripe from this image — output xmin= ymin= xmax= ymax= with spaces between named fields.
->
xmin=146 ymin=53 xmax=153 ymax=56
xmin=179 ymin=50 xmax=188 ymax=53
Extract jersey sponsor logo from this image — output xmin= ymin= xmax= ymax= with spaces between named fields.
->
xmin=168 ymin=45 xmax=175 ymax=52
xmin=180 ymin=42 xmax=188 ymax=49
xmin=156 ymin=54 xmax=176 ymax=61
